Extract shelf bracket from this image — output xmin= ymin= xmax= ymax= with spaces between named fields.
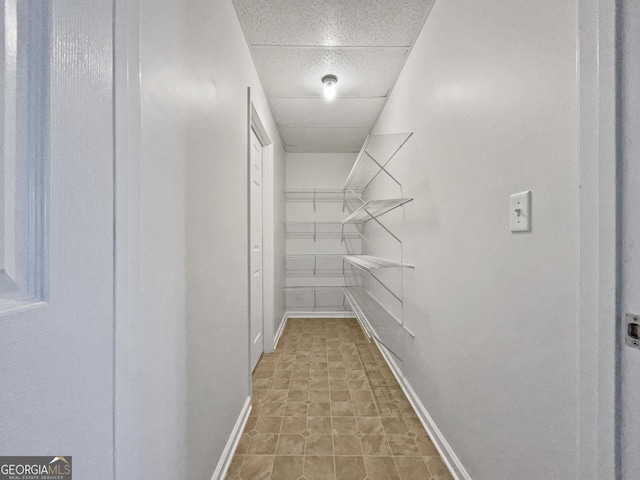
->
xmin=363 ymin=151 xmax=402 ymax=191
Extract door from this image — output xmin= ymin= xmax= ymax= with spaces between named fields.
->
xmin=0 ymin=2 xmax=115 ymax=479
xmin=250 ymin=128 xmax=264 ymax=371
xmin=620 ymin=1 xmax=640 ymax=477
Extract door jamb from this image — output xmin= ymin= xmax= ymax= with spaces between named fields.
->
xmin=577 ymin=0 xmax=619 ymax=479
xmin=247 ymin=89 xmax=273 ymax=389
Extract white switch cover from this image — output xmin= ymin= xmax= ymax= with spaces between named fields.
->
xmin=510 ymin=191 xmax=531 ymax=232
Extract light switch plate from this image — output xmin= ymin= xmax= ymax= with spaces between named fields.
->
xmin=510 ymin=191 xmax=531 ymax=232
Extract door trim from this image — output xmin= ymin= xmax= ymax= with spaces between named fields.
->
xmin=246 ymin=89 xmax=273 ymax=386
xmin=577 ymin=1 xmax=619 ymax=479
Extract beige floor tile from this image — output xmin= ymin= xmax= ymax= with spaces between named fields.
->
xmin=377 ymin=402 xmax=403 ymax=417
xmin=270 ymin=378 xmax=291 ymax=389
xmin=261 ymin=401 xmax=286 ymax=417
xmin=351 ymin=390 xmax=374 ymax=403
xmin=255 ymin=417 xmax=283 ymax=434
xmin=239 ymin=455 xmax=274 ymax=480
xmin=333 ymin=435 xmax=364 ymax=456
xmin=267 ymin=389 xmax=289 ymax=402
xmin=348 ymin=379 xmax=370 ymax=390
xmin=227 ymin=319 xmax=454 ymax=480
xmin=309 ymin=390 xmax=331 ymax=402
xmin=360 ymin=435 xmax=392 ymax=456
xmin=281 ymin=416 xmax=306 ymax=434
xmin=354 ymin=402 xmax=379 ymax=417
xmin=284 ymin=401 xmax=308 ymax=417
xmin=271 ymin=455 xmax=304 ymax=480
xmin=387 ymin=435 xmax=421 ymax=456
xmin=253 ymin=378 xmax=272 ymax=389
xmin=290 ymin=379 xmax=310 ymax=390
xmin=330 ymin=379 xmax=349 ymax=390
xmin=225 ymin=454 xmax=244 ymax=479
xmin=425 ymin=456 xmax=453 ymax=478
xmin=335 ymin=456 xmax=367 ymax=480
xmin=395 ymin=456 xmax=431 ymax=480
xmin=308 ymin=402 xmax=331 ymax=416
xmin=357 ymin=417 xmax=385 ymax=435
xmin=310 ymin=378 xmax=330 ymax=390
xmin=307 ymin=416 xmax=332 ymax=435
xmin=364 ymin=456 xmax=401 ymax=480
xmin=236 ymin=433 xmax=251 ymax=455
xmin=331 ymin=402 xmax=355 ymax=417
xmin=304 ymin=455 xmax=335 ymax=480
xmin=305 ymin=434 xmax=333 ymax=456
xmin=381 ymin=417 xmax=409 ymax=435
xmin=273 ymin=370 xmax=293 ymax=379
xmin=288 ymin=390 xmax=309 ymax=402
xmin=276 ymin=434 xmax=305 ymax=455
xmin=246 ymin=433 xmax=278 ymax=455
xmin=414 ymin=434 xmax=438 ymax=456
xmin=332 ymin=417 xmax=358 ymax=435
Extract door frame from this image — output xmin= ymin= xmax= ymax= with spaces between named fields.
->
xmin=577 ymin=0 xmax=619 ymax=479
xmin=247 ymin=89 xmax=274 ymax=383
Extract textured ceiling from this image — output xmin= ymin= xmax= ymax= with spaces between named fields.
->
xmin=233 ymin=0 xmax=435 ymax=153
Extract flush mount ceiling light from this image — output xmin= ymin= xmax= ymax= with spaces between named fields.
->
xmin=321 ymin=74 xmax=338 ymax=101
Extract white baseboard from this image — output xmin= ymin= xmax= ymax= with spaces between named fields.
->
xmin=374 ymin=340 xmax=472 ymax=480
xmin=273 ymin=313 xmax=289 ymax=350
xmin=210 ymin=396 xmax=251 ymax=480
xmin=285 ymin=311 xmax=356 ymax=319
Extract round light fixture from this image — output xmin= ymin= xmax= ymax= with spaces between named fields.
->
xmin=321 ymin=74 xmax=338 ymax=101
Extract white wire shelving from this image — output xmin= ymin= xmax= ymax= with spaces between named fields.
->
xmin=285 ymin=286 xmax=350 ymax=312
xmin=340 ymin=132 xmax=417 ymax=361
xmin=285 ymin=254 xmax=346 ymax=277
xmin=343 ymin=255 xmax=413 ymax=271
xmin=285 ymin=188 xmax=363 ymax=212
xmin=342 ymin=198 xmax=414 ymax=225
xmin=344 ymin=286 xmax=414 ymax=338
xmin=285 ymin=221 xmax=363 ymax=241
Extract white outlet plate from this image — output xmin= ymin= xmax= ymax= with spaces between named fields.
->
xmin=510 ymin=191 xmax=531 ymax=232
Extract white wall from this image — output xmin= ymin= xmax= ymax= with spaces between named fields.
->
xmin=118 ymin=0 xmax=285 ymax=478
xmin=286 ymin=153 xmax=356 ymax=190
xmin=370 ymin=1 xmax=579 ymax=479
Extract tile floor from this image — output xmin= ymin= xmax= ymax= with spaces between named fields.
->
xmin=225 ymin=318 xmax=454 ymax=480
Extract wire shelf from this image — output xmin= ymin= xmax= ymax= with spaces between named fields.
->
xmin=286 ymin=222 xmax=363 ymax=241
xmin=343 ymin=255 xmax=414 ymax=271
xmin=344 ymin=286 xmax=413 ymax=363
xmin=285 ymin=286 xmax=351 ymax=312
xmin=286 ymin=254 xmax=346 ymax=277
xmin=285 ymin=189 xmax=343 ymax=203
xmin=285 ymin=189 xmax=364 ymax=212
xmin=342 ymin=198 xmax=414 ymax=224
xmin=344 ymin=132 xmax=413 ymax=193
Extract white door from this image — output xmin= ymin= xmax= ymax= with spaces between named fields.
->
xmin=0 ymin=2 xmax=115 ymax=478
xmin=620 ymin=1 xmax=640 ymax=478
xmin=250 ymin=128 xmax=264 ymax=371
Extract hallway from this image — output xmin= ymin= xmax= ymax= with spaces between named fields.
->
xmin=1 ymin=1 xmax=630 ymax=479
xmin=226 ymin=318 xmax=453 ymax=480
